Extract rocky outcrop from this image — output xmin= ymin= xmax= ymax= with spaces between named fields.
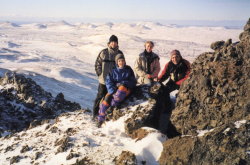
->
xmin=115 ymin=151 xmax=137 ymax=165
xmin=0 ymin=72 xmax=81 ymax=134
xmin=159 ymin=121 xmax=249 ymax=165
xmin=106 ymin=83 xmax=172 ymax=136
xmin=172 ymin=19 xmax=250 ymax=135
xmin=159 ymin=19 xmax=250 ymax=164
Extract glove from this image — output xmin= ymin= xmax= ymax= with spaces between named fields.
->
xmin=116 ymin=83 xmax=122 ymax=87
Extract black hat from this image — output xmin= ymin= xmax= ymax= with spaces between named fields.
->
xmin=109 ymin=35 xmax=118 ymax=43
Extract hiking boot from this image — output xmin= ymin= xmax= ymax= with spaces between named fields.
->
xmin=96 ymin=120 xmax=104 ymax=128
xmin=92 ymin=115 xmax=97 ymax=122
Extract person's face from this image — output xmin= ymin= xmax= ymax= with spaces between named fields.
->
xmin=109 ymin=41 xmax=118 ymax=49
xmin=117 ymin=59 xmax=125 ymax=68
xmin=171 ymin=54 xmax=181 ymax=65
xmin=145 ymin=43 xmax=153 ymax=53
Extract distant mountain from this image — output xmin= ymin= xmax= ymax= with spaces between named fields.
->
xmin=0 ymin=21 xmax=20 ymax=28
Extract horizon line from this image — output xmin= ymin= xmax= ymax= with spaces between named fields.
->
xmin=0 ymin=18 xmax=246 ymax=28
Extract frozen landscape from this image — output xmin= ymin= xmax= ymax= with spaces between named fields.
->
xmin=0 ymin=21 xmax=242 ymax=109
xmin=0 ymin=21 xmax=244 ymax=164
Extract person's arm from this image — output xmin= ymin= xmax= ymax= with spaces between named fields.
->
xmin=134 ymin=57 xmax=147 ymax=77
xmin=158 ymin=62 xmax=170 ymax=82
xmin=106 ymin=73 xmax=117 ymax=94
xmin=95 ymin=50 xmax=104 ymax=76
xmin=150 ymin=58 xmax=161 ymax=78
xmin=121 ymin=66 xmax=137 ymax=89
xmin=175 ymin=59 xmax=191 ymax=85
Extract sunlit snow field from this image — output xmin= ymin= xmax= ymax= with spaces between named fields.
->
xmin=0 ymin=21 xmax=242 ymax=109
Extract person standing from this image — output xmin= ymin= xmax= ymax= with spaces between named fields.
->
xmin=93 ymin=35 xmax=123 ymax=120
xmin=134 ymin=41 xmax=160 ymax=85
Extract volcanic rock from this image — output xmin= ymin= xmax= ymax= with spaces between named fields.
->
xmin=0 ymin=71 xmax=81 ymax=134
xmin=115 ymin=150 xmax=137 ymax=165
xmin=172 ymin=19 xmax=250 ymax=135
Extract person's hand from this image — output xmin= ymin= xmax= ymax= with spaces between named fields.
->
xmin=147 ymin=74 xmax=152 ymax=79
xmin=153 ymin=78 xmax=158 ymax=82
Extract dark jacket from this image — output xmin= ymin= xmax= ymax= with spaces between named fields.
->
xmin=158 ymin=59 xmax=191 ymax=85
xmin=95 ymin=47 xmax=123 ymax=84
xmin=106 ymin=65 xmax=136 ymax=94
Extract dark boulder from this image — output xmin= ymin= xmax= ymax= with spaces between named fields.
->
xmin=159 ymin=121 xmax=249 ymax=165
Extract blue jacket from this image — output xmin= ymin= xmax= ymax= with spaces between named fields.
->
xmin=106 ymin=65 xmax=136 ymax=94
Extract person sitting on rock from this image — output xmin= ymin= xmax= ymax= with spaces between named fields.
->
xmin=97 ymin=54 xmax=136 ymax=127
xmin=158 ymin=49 xmax=191 ymax=94
xmin=134 ymin=41 xmax=160 ymax=85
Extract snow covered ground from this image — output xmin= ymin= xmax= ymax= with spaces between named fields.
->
xmin=0 ymin=21 xmax=242 ymax=164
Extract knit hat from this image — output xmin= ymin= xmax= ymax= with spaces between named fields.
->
xmin=170 ymin=49 xmax=182 ymax=58
xmin=115 ymin=53 xmax=125 ymax=64
xmin=109 ymin=35 xmax=118 ymax=43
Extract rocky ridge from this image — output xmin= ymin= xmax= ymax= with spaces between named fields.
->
xmin=0 ymin=71 xmax=165 ymax=165
xmin=159 ymin=18 xmax=250 ymax=164
xmin=0 ymin=71 xmax=81 ymax=135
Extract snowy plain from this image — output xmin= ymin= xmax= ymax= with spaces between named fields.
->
xmin=0 ymin=21 xmax=242 ymax=164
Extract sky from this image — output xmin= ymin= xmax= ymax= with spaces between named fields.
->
xmin=0 ymin=0 xmax=249 ymax=23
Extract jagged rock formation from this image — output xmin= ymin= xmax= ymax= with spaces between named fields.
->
xmin=159 ymin=121 xmax=249 ymax=165
xmin=0 ymin=72 xmax=81 ymax=135
xmin=159 ymin=19 xmax=250 ymax=164
xmin=172 ymin=19 xmax=250 ymax=134
xmin=0 ymin=71 xmax=166 ymax=164
xmin=106 ymin=83 xmax=172 ymax=136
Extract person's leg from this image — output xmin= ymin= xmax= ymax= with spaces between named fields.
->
xmin=148 ymin=82 xmax=170 ymax=130
xmin=92 ymin=84 xmax=107 ymax=118
xmin=97 ymin=94 xmax=112 ymax=122
xmin=159 ymin=81 xmax=178 ymax=134
xmin=164 ymin=80 xmax=179 ymax=94
xmin=111 ymin=85 xmax=130 ymax=107
xmin=158 ymin=91 xmax=172 ymax=134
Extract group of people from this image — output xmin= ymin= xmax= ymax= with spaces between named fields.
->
xmin=93 ymin=35 xmax=191 ymax=128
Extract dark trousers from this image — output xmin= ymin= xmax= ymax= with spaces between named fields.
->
xmin=150 ymin=81 xmax=179 ymax=134
xmin=164 ymin=80 xmax=180 ymax=94
xmin=92 ymin=83 xmax=107 ymax=118
xmin=154 ymin=86 xmax=172 ymax=134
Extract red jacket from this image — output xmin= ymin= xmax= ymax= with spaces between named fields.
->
xmin=158 ymin=59 xmax=191 ymax=86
